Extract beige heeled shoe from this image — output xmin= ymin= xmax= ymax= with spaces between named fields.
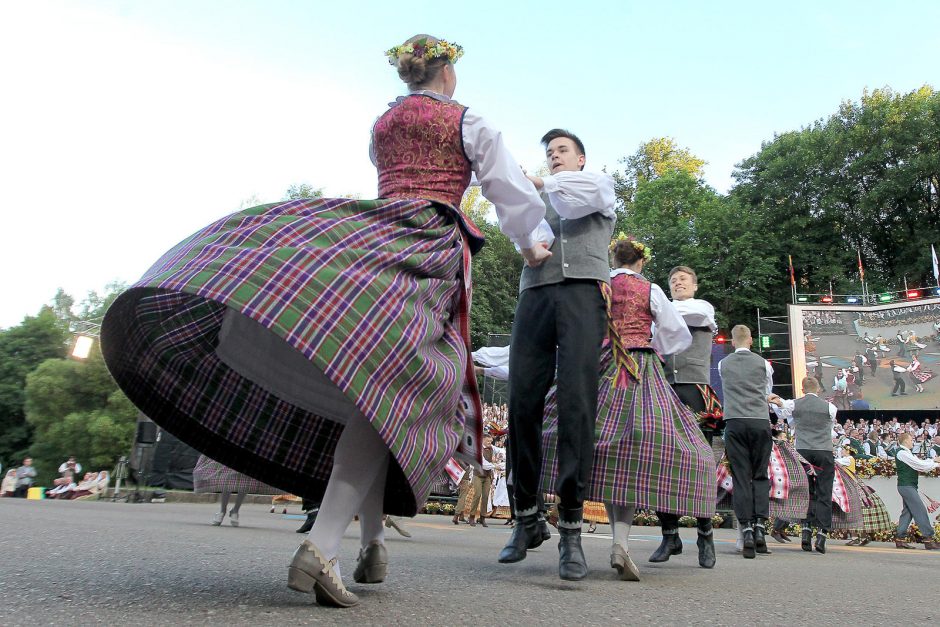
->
xmin=288 ymin=540 xmax=359 ymax=608
xmin=353 ymin=541 xmax=388 ymax=584
xmin=610 ymin=543 xmax=640 ymax=581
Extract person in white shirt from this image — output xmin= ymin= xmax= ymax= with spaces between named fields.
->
xmin=893 ymin=432 xmax=940 ymax=550
xmin=500 ymin=129 xmax=616 ymax=582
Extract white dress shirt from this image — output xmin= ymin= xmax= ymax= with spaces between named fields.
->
xmin=370 ymin=91 xmax=545 ymax=249
xmin=521 ymin=170 xmax=617 ymax=249
xmin=671 ymin=298 xmax=718 ymax=332
xmin=718 ymin=348 xmax=774 ymax=394
xmin=610 ymin=268 xmax=692 ymax=356
xmin=896 ymin=446 xmax=940 ymax=473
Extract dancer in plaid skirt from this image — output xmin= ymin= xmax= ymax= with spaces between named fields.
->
xmin=194 ymin=455 xmax=283 ymax=527
xmin=539 ymin=237 xmax=716 ymax=582
xmin=101 ymin=34 xmax=549 ymax=608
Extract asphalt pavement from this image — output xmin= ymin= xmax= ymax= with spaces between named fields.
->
xmin=1 ymin=499 xmax=937 ymax=625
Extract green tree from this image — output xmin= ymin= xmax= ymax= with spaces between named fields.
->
xmin=0 ymin=307 xmax=68 ymax=466
xmin=732 ymin=85 xmax=940 ymax=300
xmin=613 ymin=137 xmax=707 ymax=232
xmin=464 ymin=187 xmax=522 ymax=347
xmin=284 ymin=183 xmax=324 ymax=200
xmin=25 ymin=347 xmax=136 ymax=483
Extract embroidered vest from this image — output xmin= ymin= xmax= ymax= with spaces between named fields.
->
xmin=373 ymin=94 xmax=471 ymax=210
xmin=609 ymin=273 xmax=653 ymax=350
xmin=894 ymin=449 xmax=920 ymax=488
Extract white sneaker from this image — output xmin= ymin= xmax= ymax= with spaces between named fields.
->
xmin=229 ymin=511 xmax=239 ymax=527
xmin=211 ymin=511 xmax=224 ymax=526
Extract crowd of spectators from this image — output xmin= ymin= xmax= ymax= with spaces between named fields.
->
xmin=802 ymin=311 xmax=846 ymax=334
xmin=0 ymin=455 xmax=109 ymax=500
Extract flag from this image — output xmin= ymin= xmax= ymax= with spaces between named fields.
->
xmin=858 ymin=249 xmax=865 ymax=281
xmin=788 ymin=255 xmax=795 ymax=287
xmin=932 ymin=244 xmax=939 ymax=283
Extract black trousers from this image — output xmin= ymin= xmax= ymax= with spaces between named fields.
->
xmin=658 ymin=383 xmax=712 ymax=530
xmin=892 ymin=376 xmax=906 ymax=394
xmin=798 ymin=449 xmax=834 ymax=530
xmin=507 ymin=281 xmax=606 ymax=518
xmin=723 ymin=419 xmax=773 ymax=524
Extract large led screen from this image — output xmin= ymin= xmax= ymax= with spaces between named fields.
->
xmin=789 ymin=299 xmax=940 ymax=410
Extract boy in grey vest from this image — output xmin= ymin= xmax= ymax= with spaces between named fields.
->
xmin=652 ymin=265 xmax=720 ymax=568
xmin=717 ymin=325 xmax=774 ymax=559
xmin=769 ymin=377 xmax=837 ymax=554
xmin=498 ymin=129 xmax=615 ymax=581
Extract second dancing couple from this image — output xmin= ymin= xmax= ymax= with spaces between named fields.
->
xmin=499 ymin=139 xmax=718 ymax=579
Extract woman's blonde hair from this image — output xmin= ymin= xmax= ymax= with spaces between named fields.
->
xmin=390 ymin=34 xmax=452 ymax=91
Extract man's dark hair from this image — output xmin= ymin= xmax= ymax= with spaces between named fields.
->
xmin=541 ymin=128 xmax=586 ymax=158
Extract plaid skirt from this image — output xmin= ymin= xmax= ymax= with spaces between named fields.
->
xmin=859 ymin=487 xmax=894 ymax=533
xmin=193 ymin=455 xmax=283 ymax=495
xmin=717 ymin=441 xmax=811 ymax=521
xmin=831 ymin=464 xmax=865 ymax=530
xmin=541 ymin=349 xmax=716 ymax=518
xmin=101 ymin=198 xmax=482 ymax=516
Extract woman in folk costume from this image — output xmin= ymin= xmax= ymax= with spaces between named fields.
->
xmin=100 ymin=34 xmax=549 ymax=608
xmin=831 ymin=448 xmax=893 ymax=544
xmin=193 ymin=455 xmax=283 ymax=527
xmin=540 ymin=236 xmax=716 ymax=582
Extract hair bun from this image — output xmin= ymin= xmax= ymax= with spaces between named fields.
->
xmin=396 ymin=53 xmax=428 ymax=86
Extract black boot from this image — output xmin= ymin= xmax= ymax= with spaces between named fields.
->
xmin=815 ymin=530 xmax=828 ymax=554
xmin=801 ymin=527 xmax=813 ymax=552
xmin=557 ymin=507 xmax=588 ymax=581
xmin=295 ymin=508 xmax=318 ymax=534
xmin=649 ymin=528 xmax=682 ymax=562
xmin=741 ymin=523 xmax=756 ymax=559
xmin=536 ymin=512 xmax=552 ymax=545
xmin=498 ymin=513 xmax=542 ymax=563
xmin=696 ymin=519 xmax=716 ymax=569
xmin=754 ymin=518 xmax=770 ymax=554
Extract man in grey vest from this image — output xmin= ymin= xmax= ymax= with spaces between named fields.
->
xmin=652 ymin=265 xmax=720 ymax=568
xmin=769 ymin=377 xmax=837 ymax=554
xmin=498 ymin=128 xmax=615 ymax=581
xmin=717 ymin=324 xmax=774 ymax=559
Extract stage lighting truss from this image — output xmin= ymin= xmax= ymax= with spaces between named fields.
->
xmin=69 ymin=320 xmax=102 ymax=360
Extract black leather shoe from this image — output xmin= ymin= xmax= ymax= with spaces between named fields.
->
xmin=648 ymin=529 xmax=682 ymax=562
xmin=535 ymin=514 xmax=552 ymax=546
xmin=742 ymin=528 xmax=756 ymax=559
xmin=696 ymin=527 xmax=716 ymax=569
xmin=558 ymin=527 xmax=588 ymax=581
xmin=498 ymin=514 xmax=541 ymax=563
xmin=815 ymin=531 xmax=827 ymax=554
xmin=295 ymin=509 xmax=317 ymax=534
xmin=801 ymin=528 xmax=813 ymax=552
xmin=754 ymin=520 xmax=770 ymax=554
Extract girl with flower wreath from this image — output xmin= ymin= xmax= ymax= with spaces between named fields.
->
xmin=100 ymin=33 xmax=549 ymax=608
xmin=538 ymin=236 xmax=717 ymax=581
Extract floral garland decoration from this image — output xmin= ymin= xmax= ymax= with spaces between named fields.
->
xmin=609 ymin=231 xmax=652 ymax=261
xmin=386 ymin=38 xmax=464 ymax=65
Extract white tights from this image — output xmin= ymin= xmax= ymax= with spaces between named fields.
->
xmin=605 ymin=503 xmax=636 ymax=550
xmin=307 ymin=412 xmax=389 ymax=573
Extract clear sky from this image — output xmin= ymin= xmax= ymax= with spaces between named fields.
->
xmin=1 ymin=0 xmax=938 ymax=329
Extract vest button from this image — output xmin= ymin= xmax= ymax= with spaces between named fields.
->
xmin=563 ymin=263 xmax=569 ymax=268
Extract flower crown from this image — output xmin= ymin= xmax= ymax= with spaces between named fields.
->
xmin=609 ymin=231 xmax=652 ymax=261
xmin=386 ymin=38 xmax=464 ymax=65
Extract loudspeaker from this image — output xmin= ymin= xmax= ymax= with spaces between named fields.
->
xmin=136 ymin=422 xmax=158 ymax=445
